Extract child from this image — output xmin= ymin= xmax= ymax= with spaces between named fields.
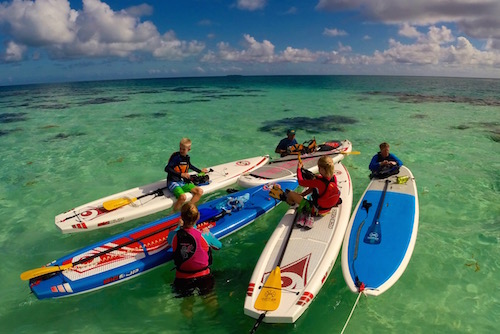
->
xmin=283 ymin=155 xmax=340 ymax=229
xmin=165 ymin=138 xmax=208 ymax=211
xmin=171 ymin=203 xmax=221 ymax=298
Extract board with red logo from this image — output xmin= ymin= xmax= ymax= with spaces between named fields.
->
xmin=244 ymin=162 xmax=353 ymax=324
xmin=237 ymin=140 xmax=352 ymax=188
xmin=55 ymin=155 xmax=269 ymax=233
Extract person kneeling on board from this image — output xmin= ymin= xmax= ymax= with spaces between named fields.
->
xmin=171 ymin=203 xmax=221 ymax=299
xmin=272 ymin=155 xmax=340 ymax=229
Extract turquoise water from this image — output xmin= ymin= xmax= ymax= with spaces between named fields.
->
xmin=1 ymin=76 xmax=499 ymax=333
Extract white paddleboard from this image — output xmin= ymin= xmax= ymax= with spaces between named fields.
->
xmin=244 ymin=162 xmax=353 ymax=323
xmin=55 ymin=156 xmax=269 ymax=233
xmin=238 ymin=140 xmax=351 ymax=188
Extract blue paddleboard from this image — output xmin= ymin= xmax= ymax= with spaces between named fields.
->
xmin=341 ymin=166 xmax=419 ymax=296
xmin=24 ymin=180 xmax=298 ymax=299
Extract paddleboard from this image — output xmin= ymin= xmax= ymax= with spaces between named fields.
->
xmin=341 ymin=166 xmax=419 ymax=296
xmin=55 ymin=155 xmax=269 ymax=233
xmin=244 ymin=162 xmax=353 ymax=323
xmin=25 ymin=180 xmax=298 ymax=299
xmin=237 ymin=140 xmax=351 ymax=188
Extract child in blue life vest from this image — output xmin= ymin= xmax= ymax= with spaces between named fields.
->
xmin=282 ymin=155 xmax=340 ymax=229
xmin=369 ymin=142 xmax=403 ymax=179
xmin=165 ymin=138 xmax=208 ymax=211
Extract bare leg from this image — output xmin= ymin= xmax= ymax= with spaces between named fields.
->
xmin=285 ymin=191 xmax=303 ymax=206
xmin=173 ymin=193 xmax=187 ymax=211
xmin=190 ymin=187 xmax=204 ymax=205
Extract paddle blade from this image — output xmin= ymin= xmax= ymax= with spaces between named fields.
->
xmin=364 ymin=221 xmax=381 ymax=244
xmin=341 ymin=151 xmax=360 ymax=155
xmin=254 ymin=267 xmax=282 ymax=311
xmin=103 ymin=197 xmax=137 ymax=211
xmin=20 ymin=263 xmax=73 ymax=281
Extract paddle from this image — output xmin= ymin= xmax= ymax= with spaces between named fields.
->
xmin=270 ymin=150 xmax=360 ymax=164
xmin=21 ymin=209 xmax=227 ymax=281
xmin=363 ymin=179 xmax=390 ymax=244
xmin=251 ymin=209 xmax=298 ymax=333
xmin=102 ymin=187 xmax=165 ymax=211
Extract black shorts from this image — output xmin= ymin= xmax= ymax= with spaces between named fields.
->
xmin=172 ymin=273 xmax=215 ymax=297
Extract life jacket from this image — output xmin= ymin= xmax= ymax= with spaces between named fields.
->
xmin=174 ymin=163 xmax=189 ymax=174
xmin=312 ymin=175 xmax=340 ymax=214
xmin=173 ymin=228 xmax=212 ymax=278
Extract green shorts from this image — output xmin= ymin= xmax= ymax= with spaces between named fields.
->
xmin=169 ymin=181 xmax=196 ymax=199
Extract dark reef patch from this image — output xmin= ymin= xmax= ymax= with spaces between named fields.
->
xmin=260 ymin=115 xmax=358 ymax=136
xmin=0 ymin=112 xmax=27 ymax=123
xmin=365 ymin=91 xmax=500 ymax=107
xmin=77 ymin=97 xmax=129 ymax=106
xmin=48 ymin=132 xmax=86 ymax=141
xmin=152 ymin=112 xmax=168 ymax=118
xmin=411 ymin=114 xmax=427 ymax=119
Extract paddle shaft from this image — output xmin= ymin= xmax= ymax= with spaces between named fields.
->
xmin=373 ymin=179 xmax=390 ymax=223
xmin=61 ymin=188 xmax=166 ymax=222
xmin=269 ymin=149 xmax=355 ymax=164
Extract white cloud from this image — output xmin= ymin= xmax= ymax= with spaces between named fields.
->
xmin=316 ymin=0 xmax=500 ymax=49
xmin=282 ymin=47 xmax=317 ymax=62
xmin=202 ymin=27 xmax=499 ymax=74
xmin=323 ymin=28 xmax=348 ymax=37
xmin=3 ymin=41 xmax=27 ymax=61
xmin=216 ymin=34 xmax=275 ymax=63
xmin=236 ymin=0 xmax=267 ymax=11
xmin=0 ymin=0 xmax=77 ymax=45
xmin=399 ymin=23 xmax=421 ymax=38
xmin=0 ymin=0 xmax=204 ymax=61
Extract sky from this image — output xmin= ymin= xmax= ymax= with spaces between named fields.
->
xmin=0 ymin=0 xmax=500 ymax=86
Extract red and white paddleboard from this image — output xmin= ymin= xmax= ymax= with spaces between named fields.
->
xmin=237 ymin=140 xmax=352 ymax=188
xmin=244 ymin=162 xmax=353 ymax=323
xmin=55 ymin=156 xmax=269 ymax=233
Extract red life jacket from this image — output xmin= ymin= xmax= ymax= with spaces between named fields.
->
xmin=172 ymin=227 xmax=211 ymax=279
xmin=312 ymin=175 xmax=340 ymax=215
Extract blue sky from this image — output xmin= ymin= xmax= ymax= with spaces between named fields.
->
xmin=1 ymin=0 xmax=500 ymax=85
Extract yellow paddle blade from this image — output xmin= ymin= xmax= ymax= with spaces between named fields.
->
xmin=341 ymin=151 xmax=360 ymax=155
xmin=20 ymin=263 xmax=74 ymax=281
xmin=254 ymin=267 xmax=282 ymax=311
xmin=103 ymin=197 xmax=137 ymax=211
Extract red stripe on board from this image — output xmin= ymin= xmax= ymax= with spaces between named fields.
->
xmin=247 ymin=283 xmax=255 ymax=296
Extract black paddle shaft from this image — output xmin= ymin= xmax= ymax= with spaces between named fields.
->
xmin=70 ymin=209 xmax=224 ymax=268
xmin=373 ymin=180 xmax=390 ymax=222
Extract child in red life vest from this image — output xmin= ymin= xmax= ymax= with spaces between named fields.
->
xmin=171 ymin=203 xmax=220 ymax=297
xmin=284 ymin=155 xmax=340 ymax=229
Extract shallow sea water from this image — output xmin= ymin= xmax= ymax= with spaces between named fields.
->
xmin=0 ymin=76 xmax=499 ymax=333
